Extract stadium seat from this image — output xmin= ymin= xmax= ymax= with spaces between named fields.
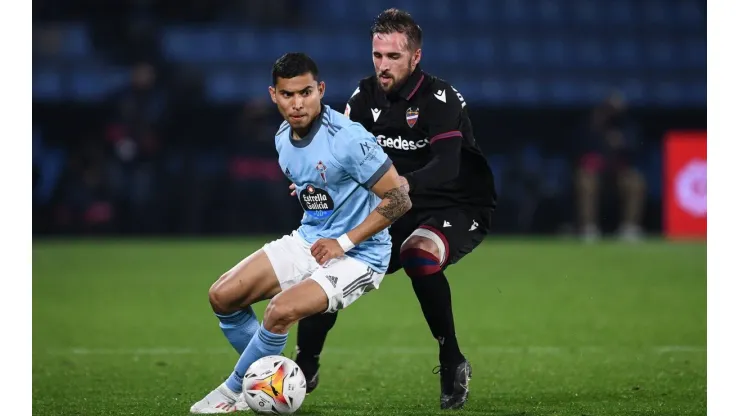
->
xmin=645 ymin=37 xmax=679 ymax=69
xmin=510 ymin=77 xmax=541 ymax=105
xmin=322 ymin=0 xmax=351 ymax=21
xmin=161 ymin=27 xmax=227 ymax=63
xmin=479 ymin=76 xmax=508 ymax=104
xmin=428 ymin=0 xmax=455 ymax=23
xmin=675 ymin=0 xmax=706 ymax=28
xmin=683 ymin=37 xmax=707 ymax=69
xmin=502 ymin=0 xmax=536 ymax=26
xmin=650 ymin=78 xmax=683 ymax=107
xmin=206 ymin=69 xmax=269 ymax=103
xmin=570 ymin=0 xmax=602 ymax=27
xmin=573 ymin=38 xmax=607 ymax=69
xmin=608 ymin=38 xmax=641 ymax=70
xmin=641 ymin=0 xmax=671 ymax=28
xmin=604 ymin=0 xmax=636 ymax=27
xmin=60 ymin=23 xmax=92 ymax=59
xmin=548 ymin=78 xmax=582 ymax=106
xmin=265 ymin=31 xmax=305 ymax=62
xmin=68 ymin=66 xmax=129 ymax=101
xmin=536 ymin=0 xmax=566 ymax=26
xmin=506 ymin=37 xmax=537 ymax=68
xmin=614 ymin=77 xmax=647 ymax=106
xmin=540 ymin=37 xmax=568 ymax=70
xmin=465 ymin=0 xmax=494 ymax=26
xmin=467 ymin=36 xmax=499 ymax=69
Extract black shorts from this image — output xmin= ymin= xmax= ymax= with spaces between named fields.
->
xmin=386 ymin=205 xmax=494 ymax=275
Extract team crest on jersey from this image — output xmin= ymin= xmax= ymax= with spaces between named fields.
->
xmin=405 ymin=107 xmax=419 ymax=128
xmin=299 ymin=184 xmax=334 ymax=219
xmin=316 ymin=160 xmax=327 ymax=184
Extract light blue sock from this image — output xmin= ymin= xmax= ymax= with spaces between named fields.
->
xmin=224 ymin=324 xmax=288 ymax=393
xmin=216 ymin=308 xmax=259 ymax=354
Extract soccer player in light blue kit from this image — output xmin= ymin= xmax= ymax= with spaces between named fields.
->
xmin=190 ymin=52 xmax=412 ymax=413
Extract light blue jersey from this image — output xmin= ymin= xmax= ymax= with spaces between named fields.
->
xmin=275 ymin=105 xmax=393 ymax=273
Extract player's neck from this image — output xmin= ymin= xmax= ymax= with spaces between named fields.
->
xmin=290 ymin=113 xmax=320 ymax=141
xmin=291 ymin=128 xmax=309 ymax=141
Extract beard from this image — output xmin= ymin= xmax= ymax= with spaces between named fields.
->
xmin=377 ymin=59 xmax=413 ymax=93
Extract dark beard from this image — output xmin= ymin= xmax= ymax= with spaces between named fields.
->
xmin=377 ymin=59 xmax=414 ymax=95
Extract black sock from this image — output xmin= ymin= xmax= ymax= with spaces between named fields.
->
xmin=410 ymin=270 xmax=465 ymax=365
xmin=295 ymin=312 xmax=339 ymax=366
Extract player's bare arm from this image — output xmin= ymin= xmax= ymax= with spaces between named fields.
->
xmin=310 ymin=165 xmax=411 ymax=264
xmin=375 ymin=175 xmax=411 ymax=221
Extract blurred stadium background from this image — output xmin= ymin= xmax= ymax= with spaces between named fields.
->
xmin=32 ymin=2 xmax=707 ymax=414
xmin=32 ymin=0 xmax=707 ymax=239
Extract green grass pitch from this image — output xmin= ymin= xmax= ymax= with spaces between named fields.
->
xmin=33 ymin=238 xmax=706 ymax=415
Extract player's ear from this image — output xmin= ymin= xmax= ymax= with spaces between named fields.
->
xmin=268 ymin=86 xmax=277 ymax=104
xmin=413 ymin=48 xmax=422 ymax=66
xmin=318 ymin=81 xmax=325 ymax=99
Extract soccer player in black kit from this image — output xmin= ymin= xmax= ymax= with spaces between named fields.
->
xmin=293 ymin=8 xmax=497 ymax=410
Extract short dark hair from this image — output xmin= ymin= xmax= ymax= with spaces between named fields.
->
xmin=370 ymin=8 xmax=423 ymax=51
xmin=271 ymin=53 xmax=320 ymax=86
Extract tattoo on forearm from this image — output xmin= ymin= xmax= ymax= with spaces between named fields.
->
xmin=376 ymin=186 xmax=412 ymax=222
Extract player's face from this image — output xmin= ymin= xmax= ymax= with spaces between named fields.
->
xmin=269 ymin=73 xmax=325 ymax=133
xmin=372 ymin=32 xmax=421 ymax=93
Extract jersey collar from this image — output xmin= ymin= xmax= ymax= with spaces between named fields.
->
xmin=396 ymin=65 xmax=425 ymax=101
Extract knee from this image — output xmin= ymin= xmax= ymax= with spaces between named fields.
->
xmin=263 ymin=295 xmax=299 ymax=333
xmin=401 ymin=236 xmax=439 ymax=256
xmin=208 ymin=277 xmax=236 ymax=315
xmin=400 ymin=237 xmax=442 ymax=278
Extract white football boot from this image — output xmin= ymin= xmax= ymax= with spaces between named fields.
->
xmin=190 ymin=382 xmax=250 ymax=413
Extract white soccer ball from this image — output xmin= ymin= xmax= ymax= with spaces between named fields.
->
xmin=242 ymin=355 xmax=307 ymax=414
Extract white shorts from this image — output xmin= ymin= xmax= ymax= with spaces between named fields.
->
xmin=262 ymin=231 xmax=386 ymax=313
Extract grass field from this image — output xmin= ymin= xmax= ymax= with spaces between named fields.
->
xmin=33 ymin=238 xmax=706 ymax=416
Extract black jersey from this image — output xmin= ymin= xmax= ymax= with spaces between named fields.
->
xmin=344 ymin=66 xmax=497 ymax=210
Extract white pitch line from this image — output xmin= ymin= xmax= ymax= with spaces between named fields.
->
xmin=43 ymin=345 xmax=706 ymax=356
xmin=653 ymin=345 xmax=707 ymax=354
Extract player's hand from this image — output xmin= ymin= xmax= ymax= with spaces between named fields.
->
xmin=310 ymin=238 xmax=344 ymax=265
xmin=289 ymin=183 xmax=297 ymax=196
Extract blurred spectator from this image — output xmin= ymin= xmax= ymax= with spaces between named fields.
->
xmin=54 ymin=141 xmax=115 ymax=234
xmin=224 ymin=99 xmax=299 ymax=233
xmin=104 ymin=62 xmax=166 ymax=233
xmin=575 ymin=91 xmax=646 ymax=242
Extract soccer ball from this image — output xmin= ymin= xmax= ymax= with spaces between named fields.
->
xmin=242 ymin=355 xmax=307 ymax=414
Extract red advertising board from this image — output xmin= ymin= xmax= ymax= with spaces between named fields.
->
xmin=663 ymin=131 xmax=707 ymax=239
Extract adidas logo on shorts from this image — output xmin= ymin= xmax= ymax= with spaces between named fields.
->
xmin=326 ymin=275 xmax=338 ymax=288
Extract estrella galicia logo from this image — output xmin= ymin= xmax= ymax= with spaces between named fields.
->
xmin=299 ymin=184 xmax=335 ymax=219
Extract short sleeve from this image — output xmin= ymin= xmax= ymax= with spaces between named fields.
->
xmin=344 ymin=87 xmax=360 ymax=118
xmin=332 ymin=124 xmax=392 ymax=189
xmin=426 ymin=85 xmax=465 ymax=144
xmin=344 ymin=85 xmax=373 ymax=130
